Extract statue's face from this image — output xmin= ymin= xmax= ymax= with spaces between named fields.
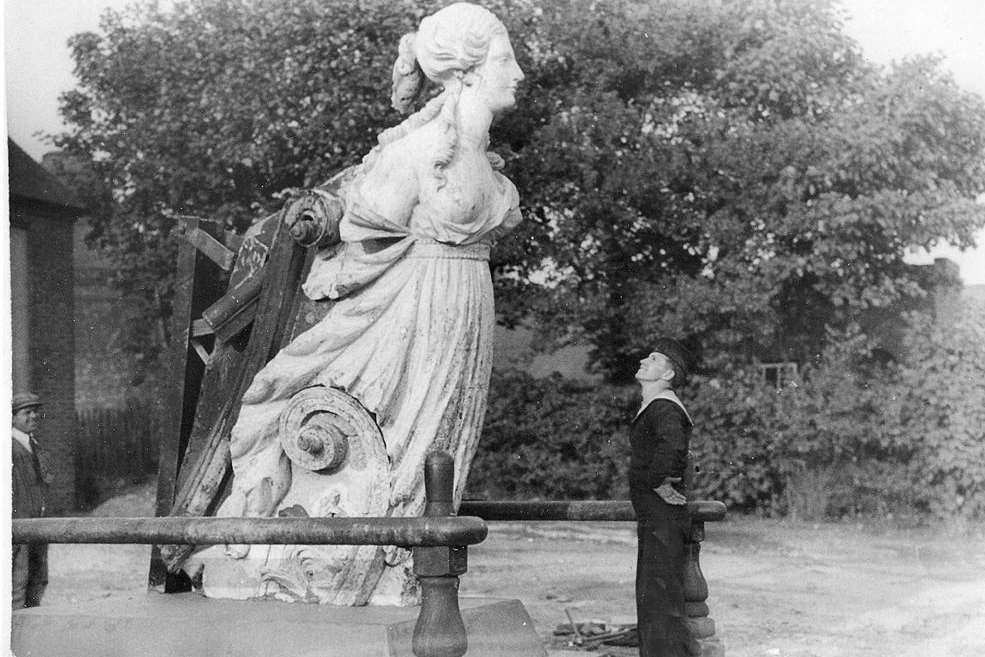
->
xmin=636 ymin=351 xmax=674 ymax=383
xmin=473 ymin=33 xmax=524 ymax=114
xmin=12 ymin=406 xmax=39 ymax=434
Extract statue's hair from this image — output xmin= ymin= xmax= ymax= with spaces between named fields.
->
xmin=390 ymin=32 xmax=424 ymax=114
xmin=375 ymin=2 xmax=507 ymax=187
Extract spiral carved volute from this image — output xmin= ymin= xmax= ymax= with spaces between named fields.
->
xmin=280 ymin=387 xmax=378 ymax=473
xmin=283 ymin=189 xmax=344 ymax=249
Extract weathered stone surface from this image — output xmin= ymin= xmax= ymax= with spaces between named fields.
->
xmin=12 ymin=593 xmax=547 ymax=657
xmin=188 ymin=386 xmax=391 ymax=605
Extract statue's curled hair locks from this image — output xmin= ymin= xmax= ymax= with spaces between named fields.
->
xmin=372 ymin=3 xmax=507 ymax=186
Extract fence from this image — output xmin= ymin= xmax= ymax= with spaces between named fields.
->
xmin=75 ymin=403 xmax=163 ymax=508
xmin=17 ymin=452 xmax=485 ymax=657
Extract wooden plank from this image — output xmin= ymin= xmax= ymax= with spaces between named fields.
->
xmin=190 ymin=340 xmax=212 ymax=365
xmin=190 ymin=319 xmax=214 ymax=338
xmin=181 ymin=226 xmax=236 ymax=271
xmin=148 ymin=219 xmax=226 ymax=591
xmin=201 ymin=275 xmax=264 ymax=344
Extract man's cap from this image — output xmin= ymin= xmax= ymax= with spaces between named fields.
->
xmin=12 ymin=392 xmax=42 ymax=413
xmin=651 ymin=338 xmax=698 ymax=379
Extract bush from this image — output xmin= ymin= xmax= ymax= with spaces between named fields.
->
xmin=473 ymin=305 xmax=985 ymax=521
xmin=890 ymin=303 xmax=985 ymax=520
xmin=470 ymin=367 xmax=785 ymax=506
xmin=466 ymin=370 xmax=635 ymax=500
xmin=688 ymin=328 xmax=930 ymax=520
xmin=684 ymin=369 xmax=783 ymax=514
xmin=761 ymin=329 xmax=917 ymax=520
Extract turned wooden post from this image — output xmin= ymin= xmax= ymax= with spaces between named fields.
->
xmin=684 ymin=453 xmax=725 ymax=657
xmin=412 ymin=452 xmax=469 ymax=657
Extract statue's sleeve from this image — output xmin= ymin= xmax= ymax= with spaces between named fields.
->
xmin=303 ymin=147 xmax=420 ymax=301
xmin=340 ymin=146 xmax=419 ymax=241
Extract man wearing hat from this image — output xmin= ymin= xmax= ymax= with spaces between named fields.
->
xmin=629 ymin=338 xmax=698 ymax=657
xmin=12 ymin=392 xmax=52 ymax=609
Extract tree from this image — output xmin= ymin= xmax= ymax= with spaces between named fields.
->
xmin=55 ymin=0 xmax=985 ymax=380
xmin=55 ymin=0 xmax=439 ymax=359
xmin=501 ymin=0 xmax=985 ymax=380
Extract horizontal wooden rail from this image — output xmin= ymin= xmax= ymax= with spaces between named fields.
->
xmin=12 ymin=516 xmax=488 ymax=547
xmin=458 ymin=500 xmax=727 ymax=522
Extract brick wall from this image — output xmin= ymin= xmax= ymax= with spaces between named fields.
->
xmin=12 ymin=201 xmax=78 ymax=513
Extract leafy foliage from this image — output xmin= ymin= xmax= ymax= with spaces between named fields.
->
xmin=465 ymin=370 xmax=635 ymax=500
xmin=55 ymin=0 xmax=443 ymax=355
xmin=684 ymin=368 xmax=781 ymax=513
xmin=54 ymin=0 xmax=985 ymax=377
xmin=503 ymin=0 xmax=985 ymax=380
xmin=889 ymin=303 xmax=985 ymax=519
xmin=753 ymin=328 xmax=917 ymax=519
xmin=475 ymin=306 xmax=985 ymax=521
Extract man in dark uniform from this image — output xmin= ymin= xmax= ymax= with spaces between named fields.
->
xmin=11 ymin=392 xmax=51 ymax=609
xmin=629 ymin=338 xmax=698 ymax=657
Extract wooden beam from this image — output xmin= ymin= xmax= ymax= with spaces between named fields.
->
xmin=148 ymin=219 xmax=226 ymax=592
xmin=15 ymin=515 xmax=488 ymax=547
xmin=190 ymin=319 xmax=214 ymax=338
xmin=180 ymin=226 xmax=236 ymax=272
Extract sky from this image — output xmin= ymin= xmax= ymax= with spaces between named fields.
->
xmin=3 ymin=0 xmax=985 ymax=283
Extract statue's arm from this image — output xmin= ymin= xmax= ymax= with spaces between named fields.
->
xmin=347 ymin=144 xmax=421 ymax=235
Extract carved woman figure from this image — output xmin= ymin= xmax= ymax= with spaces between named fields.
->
xmin=194 ymin=3 xmax=524 ymax=605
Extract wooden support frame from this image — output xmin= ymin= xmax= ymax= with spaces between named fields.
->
xmin=149 ymin=218 xmax=227 ymax=591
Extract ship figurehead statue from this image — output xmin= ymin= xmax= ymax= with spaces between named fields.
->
xmin=181 ymin=2 xmax=525 ymax=606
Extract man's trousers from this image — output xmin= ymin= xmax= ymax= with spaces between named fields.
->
xmin=636 ymin=514 xmax=694 ymax=657
xmin=12 ymin=542 xmax=48 ymax=609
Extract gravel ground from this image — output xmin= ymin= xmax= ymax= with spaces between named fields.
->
xmin=37 ymin=481 xmax=985 ymax=657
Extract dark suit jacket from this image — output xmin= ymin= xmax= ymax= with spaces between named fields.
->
xmin=12 ymin=439 xmax=48 ymax=519
xmin=628 ymin=398 xmax=693 ymax=520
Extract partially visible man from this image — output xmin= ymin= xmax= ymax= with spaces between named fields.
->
xmin=629 ymin=338 xmax=698 ymax=657
xmin=12 ymin=392 xmax=51 ymax=609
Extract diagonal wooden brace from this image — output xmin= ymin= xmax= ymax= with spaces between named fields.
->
xmin=179 ymin=225 xmax=237 ymax=272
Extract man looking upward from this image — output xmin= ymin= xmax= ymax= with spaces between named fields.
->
xmin=629 ymin=339 xmax=698 ymax=657
xmin=11 ymin=392 xmax=51 ymax=609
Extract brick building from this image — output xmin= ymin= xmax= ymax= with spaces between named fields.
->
xmin=8 ymin=138 xmax=84 ymax=512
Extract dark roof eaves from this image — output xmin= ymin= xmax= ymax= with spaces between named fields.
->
xmin=7 ymin=139 xmax=87 ymax=211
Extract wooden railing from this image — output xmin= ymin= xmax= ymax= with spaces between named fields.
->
xmin=15 ymin=452 xmax=481 ymax=657
xmin=459 ymin=498 xmax=727 ymax=653
xmin=14 ymin=452 xmax=727 ymax=656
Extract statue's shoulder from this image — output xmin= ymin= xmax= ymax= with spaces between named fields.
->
xmin=361 ymin=122 xmax=449 ymax=193
xmin=381 ymin=121 xmax=446 ymax=162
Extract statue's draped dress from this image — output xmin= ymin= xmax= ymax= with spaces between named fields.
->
xmin=207 ymin=128 xmax=520 ymax=602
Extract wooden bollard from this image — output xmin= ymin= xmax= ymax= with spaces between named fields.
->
xmin=412 ymin=452 xmax=469 ymax=657
xmin=684 ymin=452 xmax=724 ymax=656
xmin=684 ymin=517 xmax=725 ymax=656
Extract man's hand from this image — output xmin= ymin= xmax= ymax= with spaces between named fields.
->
xmin=654 ymin=477 xmax=686 ymax=505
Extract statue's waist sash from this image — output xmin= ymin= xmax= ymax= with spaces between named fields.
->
xmin=406 ymin=239 xmax=490 ymax=261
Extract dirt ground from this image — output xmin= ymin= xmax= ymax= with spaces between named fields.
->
xmin=38 ymin=481 xmax=985 ymax=657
